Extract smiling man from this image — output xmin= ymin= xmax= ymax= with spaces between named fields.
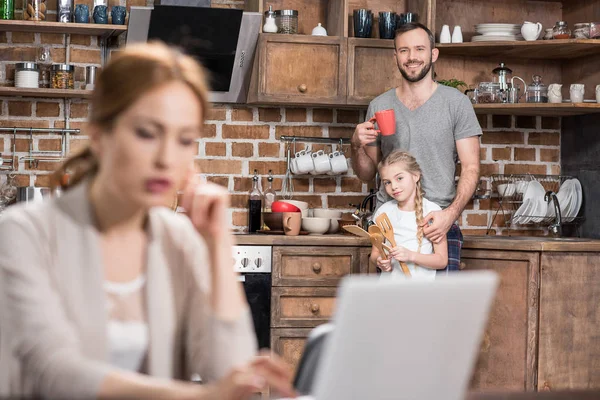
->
xmin=350 ymin=22 xmax=482 ymax=274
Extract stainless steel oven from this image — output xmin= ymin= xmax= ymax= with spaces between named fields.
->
xmin=233 ymin=245 xmax=272 ymax=349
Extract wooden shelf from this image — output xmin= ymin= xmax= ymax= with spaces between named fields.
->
xmin=0 ymin=20 xmax=126 ymax=38
xmin=437 ymin=39 xmax=600 ymax=60
xmin=473 ymin=103 xmax=600 ymax=116
xmin=0 ymin=87 xmax=93 ymax=99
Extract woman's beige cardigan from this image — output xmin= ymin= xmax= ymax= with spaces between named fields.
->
xmin=0 ymin=182 xmax=256 ymax=398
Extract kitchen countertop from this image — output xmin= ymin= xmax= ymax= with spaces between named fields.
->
xmin=234 ymin=233 xmax=600 ymax=252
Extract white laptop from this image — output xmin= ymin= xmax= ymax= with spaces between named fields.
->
xmin=288 ymin=271 xmax=499 ymax=400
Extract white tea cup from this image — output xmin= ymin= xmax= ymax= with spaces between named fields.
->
xmin=312 ymin=150 xmax=331 ymax=174
xmin=570 ymin=83 xmax=585 ymax=103
xmin=521 ymin=21 xmax=542 ymax=41
xmin=328 ymin=151 xmax=348 ymax=175
xmin=548 ymin=83 xmax=562 ymax=103
xmin=294 ymin=149 xmax=314 ymax=174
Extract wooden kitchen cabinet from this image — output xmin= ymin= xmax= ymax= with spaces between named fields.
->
xmin=461 ymin=249 xmax=540 ymax=392
xmin=270 ymin=328 xmax=313 ymax=373
xmin=537 ymin=252 xmax=600 ymax=392
xmin=247 ymin=34 xmax=347 ymax=106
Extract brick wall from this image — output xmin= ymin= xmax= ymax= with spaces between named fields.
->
xmin=0 ymin=1 xmax=561 ymax=235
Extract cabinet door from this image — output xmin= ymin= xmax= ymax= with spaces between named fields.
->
xmin=272 ymin=246 xmax=361 ymax=287
xmin=461 ymin=249 xmax=540 ymax=391
xmin=537 ymin=252 xmax=600 ymax=391
xmin=347 ymin=38 xmax=403 ymax=106
xmin=271 ymin=328 xmax=312 ymax=373
xmin=271 ymin=286 xmax=337 ymax=328
xmin=248 ymin=34 xmax=347 ymax=105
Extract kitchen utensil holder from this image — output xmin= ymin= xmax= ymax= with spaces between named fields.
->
xmin=487 ymin=174 xmax=583 ymax=235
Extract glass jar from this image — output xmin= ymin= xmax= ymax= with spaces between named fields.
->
xmin=476 ymin=82 xmax=502 ymax=104
xmin=15 ymin=62 xmax=39 ymax=89
xmin=526 ymin=75 xmax=548 ymax=103
xmin=573 ymin=23 xmax=590 ymax=39
xmin=0 ymin=0 xmax=15 ymax=20
xmin=275 ymin=9 xmax=298 ymax=34
xmin=552 ymin=21 xmax=571 ymax=39
xmin=590 ymin=22 xmax=600 ymax=39
xmin=51 ymin=64 xmax=74 ymax=89
xmin=23 ymin=0 xmax=46 ymax=21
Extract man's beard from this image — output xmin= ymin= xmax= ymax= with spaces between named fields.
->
xmin=398 ymin=57 xmax=433 ymax=83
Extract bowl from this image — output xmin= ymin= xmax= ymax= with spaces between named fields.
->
xmin=312 ymin=208 xmax=342 ymax=219
xmin=328 ymin=218 xmax=341 ymax=234
xmin=301 ymin=217 xmax=330 ymax=235
xmin=497 ymin=183 xmax=516 ymax=197
xmin=271 ymin=201 xmax=301 ymax=213
xmin=262 ymin=212 xmax=284 ymax=231
xmin=283 ymin=200 xmax=309 ymax=210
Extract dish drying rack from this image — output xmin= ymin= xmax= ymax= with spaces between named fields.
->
xmin=487 ymin=174 xmax=583 ymax=235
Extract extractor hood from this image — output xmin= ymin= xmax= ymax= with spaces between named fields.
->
xmin=126 ymin=5 xmax=261 ymax=104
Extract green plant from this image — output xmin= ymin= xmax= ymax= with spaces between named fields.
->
xmin=437 ymin=78 xmax=468 ymax=90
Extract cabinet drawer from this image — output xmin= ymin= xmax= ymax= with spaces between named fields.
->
xmin=273 ymin=246 xmax=360 ymax=286
xmin=270 ymin=328 xmax=312 ymax=373
xmin=272 ymin=287 xmax=337 ymax=328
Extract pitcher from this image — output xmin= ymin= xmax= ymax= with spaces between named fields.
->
xmin=548 ymin=83 xmax=563 ymax=103
xmin=521 ymin=21 xmax=543 ymax=41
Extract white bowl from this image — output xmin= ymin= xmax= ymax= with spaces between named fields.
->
xmin=284 ymin=200 xmax=309 ymax=210
xmin=328 ymin=218 xmax=340 ymax=234
xmin=301 ymin=217 xmax=330 ymax=235
xmin=312 ymin=208 xmax=342 ymax=219
xmin=497 ymin=183 xmax=516 ymax=197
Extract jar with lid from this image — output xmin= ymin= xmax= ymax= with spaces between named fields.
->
xmin=15 ymin=62 xmax=39 ymax=89
xmin=552 ymin=21 xmax=571 ymax=39
xmin=23 ymin=0 xmax=47 ymax=21
xmin=526 ymin=75 xmax=548 ymax=103
xmin=51 ymin=64 xmax=74 ymax=89
xmin=275 ymin=10 xmax=298 ymax=34
xmin=477 ymin=82 xmax=503 ymax=103
xmin=263 ymin=5 xmax=277 ymax=33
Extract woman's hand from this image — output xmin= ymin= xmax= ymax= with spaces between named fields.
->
xmin=389 ymin=246 xmax=414 ymax=263
xmin=376 ymin=256 xmax=393 ymax=272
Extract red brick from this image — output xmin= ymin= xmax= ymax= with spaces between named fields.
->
xmin=14 ymin=139 xmax=29 ymax=152
xmin=38 ymin=139 xmax=62 ymax=152
xmin=491 ymin=115 xmax=512 ymax=128
xmin=232 ymin=142 xmax=253 ymax=157
xmin=205 ymin=142 xmax=227 ymax=156
xmin=504 ymin=164 xmax=547 ymax=175
xmin=541 ymin=117 xmax=560 ymax=130
xmin=11 ymin=32 xmax=35 ymax=43
xmin=70 ymin=103 xmax=89 ymax=119
xmin=466 ymin=213 xmax=488 ymax=227
xmin=206 ymin=106 xmax=226 ymax=121
xmin=528 ymin=132 xmax=560 ymax=146
xmin=206 ymin=176 xmax=229 ymax=188
xmin=258 ymin=142 xmax=280 ymax=157
xmin=336 ymin=109 xmax=360 ymax=124
xmin=25 ymin=160 xmax=62 ymax=171
xmin=36 ymin=102 xmax=61 ymax=117
xmin=540 ymin=148 xmax=560 ymax=162
xmin=481 ymin=131 xmax=524 ymax=145
xmin=201 ymin=124 xmax=217 ymax=138
xmin=233 ymin=177 xmax=253 ymax=192
xmin=275 ymin=126 xmax=322 ymax=139
xmin=231 ymin=107 xmax=253 ymax=121
xmin=53 ymin=121 xmax=85 ymax=130
xmin=6 ymin=120 xmax=51 ymax=129
xmin=258 ymin=108 xmax=281 ymax=122
xmin=477 ymin=114 xmax=488 ymax=129
xmin=327 ymin=195 xmax=364 ymax=209
xmin=286 ymin=108 xmax=307 ymax=122
xmin=514 ymin=148 xmax=536 ymax=161
xmin=230 ymin=194 xmax=248 ymax=208
xmin=312 ymin=108 xmax=333 ymax=123
xmin=70 ymin=49 xmax=101 ymax=64
xmin=479 ymin=163 xmax=500 ymax=176
xmin=232 ymin=211 xmax=248 ymax=228
xmin=0 ymin=32 xmax=7 ymax=43
xmin=491 ymin=147 xmax=511 ymax=161
xmin=289 ymin=177 xmax=310 ymax=192
xmin=69 ymin=138 xmax=89 ymax=155
xmin=8 ymin=101 xmax=32 ymax=116
xmin=313 ymin=178 xmax=337 ymax=193
xmin=195 ymin=159 xmax=241 ymax=174
xmin=515 ymin=116 xmax=537 ymax=129
xmin=223 ymin=125 xmax=269 ymax=140
xmin=329 ymin=126 xmax=355 ymax=139
xmin=479 ymin=147 xmax=488 ymax=160
xmin=12 ymin=174 xmax=30 ymax=186
xmin=550 ymin=165 xmax=561 ymax=175
xmin=0 ymin=47 xmax=37 ymax=62
xmin=70 ymin=35 xmax=91 ymax=46
xmin=248 ymin=161 xmax=287 ymax=175
xmin=50 ymin=48 xmax=66 ymax=63
xmin=40 ymin=33 xmax=65 ymax=44
xmin=34 ymin=174 xmax=54 ymax=187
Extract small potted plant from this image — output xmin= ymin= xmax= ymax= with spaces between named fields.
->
xmin=436 ymin=78 xmax=468 ymax=91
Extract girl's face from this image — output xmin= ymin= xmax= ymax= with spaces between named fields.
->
xmin=380 ymin=162 xmax=420 ymax=205
xmin=91 ymin=81 xmax=202 ymax=209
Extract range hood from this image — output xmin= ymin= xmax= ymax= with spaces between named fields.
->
xmin=126 ymin=5 xmax=261 ymax=104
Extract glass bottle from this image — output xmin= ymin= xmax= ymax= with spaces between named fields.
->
xmin=552 ymin=21 xmax=571 ymax=39
xmin=0 ymin=0 xmax=15 ymax=19
xmin=263 ymin=170 xmax=277 ymax=211
xmin=248 ymin=169 xmax=262 ymax=233
xmin=526 ymin=75 xmax=548 ymax=103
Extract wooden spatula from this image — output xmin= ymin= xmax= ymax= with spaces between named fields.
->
xmin=368 ymin=226 xmax=389 ymax=260
xmin=342 ymin=224 xmax=371 ymax=239
xmin=373 ymin=214 xmax=411 ymax=277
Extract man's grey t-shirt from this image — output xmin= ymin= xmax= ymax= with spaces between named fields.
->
xmin=366 ymin=85 xmax=482 ymax=209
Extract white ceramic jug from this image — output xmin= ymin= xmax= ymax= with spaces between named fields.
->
xmin=548 ymin=83 xmax=563 ymax=103
xmin=451 ymin=26 xmax=463 ymax=43
xmin=439 ymin=25 xmax=451 ymax=43
xmin=570 ymin=84 xmax=585 ymax=103
xmin=521 ymin=21 xmax=542 ymax=41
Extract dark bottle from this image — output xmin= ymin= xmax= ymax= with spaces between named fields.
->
xmin=248 ymin=169 xmax=262 ymax=233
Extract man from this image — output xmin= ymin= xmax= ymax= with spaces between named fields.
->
xmin=351 ymin=22 xmax=482 ymax=273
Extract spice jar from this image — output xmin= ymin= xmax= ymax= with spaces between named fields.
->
xmin=263 ymin=5 xmax=277 ymax=33
xmin=552 ymin=21 xmax=571 ymax=39
xmin=15 ymin=62 xmax=39 ymax=89
xmin=23 ymin=0 xmax=46 ymax=21
xmin=275 ymin=10 xmax=298 ymax=34
xmin=51 ymin=64 xmax=74 ymax=89
xmin=526 ymin=75 xmax=548 ymax=103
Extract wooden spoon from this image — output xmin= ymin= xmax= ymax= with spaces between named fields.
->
xmin=369 ymin=223 xmax=411 ymax=277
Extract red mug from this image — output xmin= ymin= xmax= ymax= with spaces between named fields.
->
xmin=373 ymin=109 xmax=396 ymax=136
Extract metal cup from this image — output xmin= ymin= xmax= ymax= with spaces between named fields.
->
xmin=85 ymin=66 xmax=97 ymax=90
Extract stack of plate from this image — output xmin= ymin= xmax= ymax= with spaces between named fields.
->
xmin=472 ymin=23 xmax=523 ymax=42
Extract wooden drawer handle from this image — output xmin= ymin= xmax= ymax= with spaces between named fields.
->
xmin=459 ymin=261 xmax=466 ymax=270
xmin=310 ymin=303 xmax=320 ymax=314
xmin=312 ymin=262 xmax=322 ymax=273
xmin=298 ymin=84 xmax=307 ymax=93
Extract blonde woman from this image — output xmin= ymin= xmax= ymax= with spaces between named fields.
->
xmin=0 ymin=42 xmax=295 ymax=399
xmin=370 ymin=150 xmax=448 ymax=279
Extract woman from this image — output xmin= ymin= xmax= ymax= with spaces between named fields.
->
xmin=0 ymin=42 xmax=295 ymax=399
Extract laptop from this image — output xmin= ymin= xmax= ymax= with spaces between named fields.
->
xmin=288 ymin=271 xmax=499 ymax=400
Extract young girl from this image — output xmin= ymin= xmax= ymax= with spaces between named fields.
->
xmin=370 ymin=150 xmax=448 ymax=279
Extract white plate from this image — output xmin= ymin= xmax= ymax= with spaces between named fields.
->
xmin=472 ymin=35 xmax=523 ymax=42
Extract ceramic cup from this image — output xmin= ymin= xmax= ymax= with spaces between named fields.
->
xmin=312 ymin=150 xmax=331 ymax=174
xmin=93 ymin=5 xmax=108 ymax=24
xmin=570 ymin=83 xmax=585 ymax=103
xmin=378 ymin=11 xmax=396 ymax=39
xmin=328 ymin=151 xmax=348 ymax=175
xmin=548 ymin=83 xmax=563 ymax=103
xmin=293 ymin=149 xmax=313 ymax=174
xmin=521 ymin=21 xmax=542 ymax=41
xmin=353 ymin=9 xmax=372 ymax=38
xmin=373 ymin=109 xmax=396 ymax=136
xmin=74 ymin=4 xmax=89 ymax=23
xmin=111 ymin=5 xmax=126 ymax=25
xmin=596 ymin=84 xmax=600 ymax=103
xmin=283 ymin=212 xmax=301 ymax=236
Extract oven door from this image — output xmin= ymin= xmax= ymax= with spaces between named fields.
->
xmin=240 ymin=273 xmax=271 ymax=349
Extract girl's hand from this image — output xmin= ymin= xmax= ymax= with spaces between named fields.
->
xmin=389 ymin=246 xmax=414 ymax=263
xmin=376 ymin=256 xmax=393 ymax=272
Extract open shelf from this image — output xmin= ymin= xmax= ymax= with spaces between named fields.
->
xmin=437 ymin=39 xmax=600 ymax=60
xmin=0 ymin=20 xmax=127 ymax=38
xmin=0 ymin=87 xmax=93 ymax=99
xmin=473 ymin=103 xmax=600 ymax=116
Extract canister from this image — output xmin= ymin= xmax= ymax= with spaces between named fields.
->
xmin=51 ymin=63 xmax=75 ymax=89
xmin=15 ymin=62 xmax=40 ymax=88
